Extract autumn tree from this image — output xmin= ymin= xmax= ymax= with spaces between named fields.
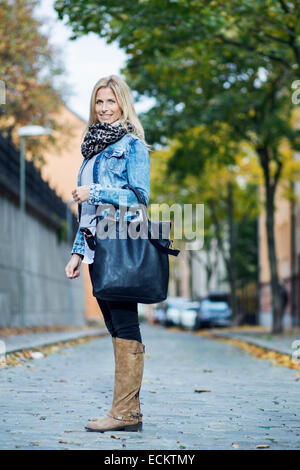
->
xmin=149 ymin=129 xmax=260 ymax=321
xmin=55 ymin=0 xmax=300 ymax=332
xmin=0 ymin=0 xmax=71 ymax=162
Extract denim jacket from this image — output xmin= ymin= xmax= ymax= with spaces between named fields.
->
xmin=71 ymin=133 xmax=150 ymax=256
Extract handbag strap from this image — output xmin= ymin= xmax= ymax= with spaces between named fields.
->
xmin=122 ymin=183 xmax=180 ymax=257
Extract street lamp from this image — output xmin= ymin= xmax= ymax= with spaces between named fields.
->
xmin=17 ymin=125 xmax=51 ymax=327
xmin=67 ymin=198 xmax=76 ymax=324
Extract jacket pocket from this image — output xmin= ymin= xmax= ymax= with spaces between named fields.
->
xmin=103 ymin=149 xmax=126 ymax=173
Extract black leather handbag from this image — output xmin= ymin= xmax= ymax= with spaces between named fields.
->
xmin=84 ymin=183 xmax=180 ymax=304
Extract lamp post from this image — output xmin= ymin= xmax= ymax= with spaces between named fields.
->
xmin=67 ymin=198 xmax=75 ymax=324
xmin=17 ymin=125 xmax=51 ymax=327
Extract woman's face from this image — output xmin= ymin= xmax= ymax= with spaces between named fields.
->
xmin=95 ymin=87 xmax=122 ymax=124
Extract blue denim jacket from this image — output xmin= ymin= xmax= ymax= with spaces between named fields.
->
xmin=71 ymin=133 xmax=150 ymax=256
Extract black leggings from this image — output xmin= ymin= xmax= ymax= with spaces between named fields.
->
xmin=89 ymin=262 xmax=142 ymax=343
xmin=96 ymin=297 xmax=142 ymax=344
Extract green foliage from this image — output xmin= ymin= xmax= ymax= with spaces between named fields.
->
xmin=235 ymin=211 xmax=258 ymax=286
xmin=54 ymin=0 xmax=300 ymax=328
xmin=56 ymin=219 xmax=68 ymax=243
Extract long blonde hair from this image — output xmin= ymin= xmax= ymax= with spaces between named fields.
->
xmin=82 ymin=75 xmax=149 ymax=148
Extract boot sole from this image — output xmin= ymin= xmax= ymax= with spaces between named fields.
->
xmin=85 ymin=421 xmax=143 ymax=433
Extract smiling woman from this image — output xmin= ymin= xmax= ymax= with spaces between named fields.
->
xmin=64 ymin=74 xmax=150 ymax=434
xmin=95 ymin=87 xmax=122 ymax=123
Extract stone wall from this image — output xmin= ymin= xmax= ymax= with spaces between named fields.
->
xmin=0 ymin=133 xmax=85 ymax=327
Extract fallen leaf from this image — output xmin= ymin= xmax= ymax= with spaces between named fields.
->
xmin=232 ymin=444 xmax=239 ymax=448
xmin=59 ymin=440 xmax=68 ymax=444
xmin=110 ymin=435 xmax=120 ymax=439
xmin=149 ymin=390 xmax=157 ymax=393
xmin=22 ymin=350 xmax=32 ymax=359
xmin=215 ymin=337 xmax=300 ymax=371
xmin=256 ymin=444 xmax=270 ymax=449
xmin=194 ymin=389 xmax=211 ymax=393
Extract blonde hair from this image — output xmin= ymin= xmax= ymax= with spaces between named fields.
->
xmin=82 ymin=75 xmax=149 ymax=148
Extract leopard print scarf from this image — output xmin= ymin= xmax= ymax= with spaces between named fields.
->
xmin=81 ymin=119 xmax=135 ymax=160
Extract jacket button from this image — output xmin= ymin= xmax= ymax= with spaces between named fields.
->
xmin=91 ymin=197 xmax=95 ymax=203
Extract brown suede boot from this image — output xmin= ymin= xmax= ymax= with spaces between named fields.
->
xmin=85 ymin=337 xmax=145 ymax=432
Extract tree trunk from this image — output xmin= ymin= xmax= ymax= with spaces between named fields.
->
xmin=208 ymin=196 xmax=238 ymax=320
xmin=188 ymin=249 xmax=213 ymax=297
xmin=258 ymin=146 xmax=283 ymax=333
xmin=265 ymin=193 xmax=282 ymax=333
xmin=188 ymin=251 xmax=194 ymax=300
xmin=290 ymin=182 xmax=297 ymax=327
xmin=227 ymin=181 xmax=239 ymax=323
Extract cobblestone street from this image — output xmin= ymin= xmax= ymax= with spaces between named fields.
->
xmin=0 ymin=324 xmax=299 ymax=450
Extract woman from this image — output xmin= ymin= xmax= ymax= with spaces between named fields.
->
xmin=64 ymin=75 xmax=150 ymax=433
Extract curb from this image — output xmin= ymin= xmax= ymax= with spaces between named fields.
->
xmin=0 ymin=328 xmax=108 ymax=355
xmin=210 ymin=331 xmax=293 ymax=356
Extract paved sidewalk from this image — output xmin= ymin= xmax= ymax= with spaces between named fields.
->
xmin=0 ymin=328 xmax=108 ymax=354
xmin=0 ymin=323 xmax=299 ymax=450
xmin=211 ymin=329 xmax=300 ymax=356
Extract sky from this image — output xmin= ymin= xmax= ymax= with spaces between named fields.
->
xmin=34 ymin=0 xmax=154 ymax=122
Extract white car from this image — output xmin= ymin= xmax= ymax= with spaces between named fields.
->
xmin=180 ymin=301 xmax=201 ymax=330
xmin=165 ymin=297 xmax=190 ymax=327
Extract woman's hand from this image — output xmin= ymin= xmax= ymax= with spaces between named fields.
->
xmin=72 ymin=185 xmax=91 ymax=203
xmin=65 ymin=254 xmax=82 ymax=279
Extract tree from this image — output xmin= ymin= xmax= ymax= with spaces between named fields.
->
xmin=54 ymin=0 xmax=300 ymax=332
xmin=54 ymin=0 xmax=300 ymax=71
xmin=149 ymin=129 xmax=260 ymax=322
xmin=0 ymin=0 xmax=71 ymax=162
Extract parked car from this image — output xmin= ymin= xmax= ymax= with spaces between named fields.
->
xmin=153 ymin=305 xmax=166 ymax=324
xmin=179 ymin=301 xmax=201 ymax=330
xmin=164 ymin=296 xmax=190 ymax=327
xmin=196 ymin=292 xmax=232 ymax=328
